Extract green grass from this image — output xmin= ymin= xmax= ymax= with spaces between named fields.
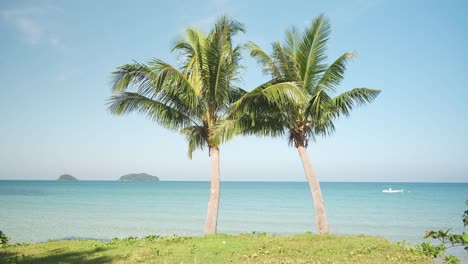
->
xmin=0 ymin=233 xmax=432 ymax=263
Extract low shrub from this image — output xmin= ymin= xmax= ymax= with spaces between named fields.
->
xmin=0 ymin=231 xmax=9 ymax=248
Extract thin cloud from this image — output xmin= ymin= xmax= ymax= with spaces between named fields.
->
xmin=329 ymin=0 xmax=384 ymax=24
xmin=55 ymin=74 xmax=67 ymax=81
xmin=192 ymin=15 xmax=219 ymax=29
xmin=177 ymin=0 xmax=236 ymax=32
xmin=48 ymin=33 xmax=63 ymax=48
xmin=0 ymin=6 xmax=64 ymax=47
xmin=13 ymin=17 xmax=43 ymax=44
xmin=54 ymin=69 xmax=79 ymax=82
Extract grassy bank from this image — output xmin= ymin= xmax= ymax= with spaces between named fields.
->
xmin=0 ymin=233 xmax=432 ymax=263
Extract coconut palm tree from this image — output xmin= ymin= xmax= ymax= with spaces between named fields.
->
xmin=107 ymin=17 xmax=247 ymax=234
xmin=219 ymin=15 xmax=380 ymax=234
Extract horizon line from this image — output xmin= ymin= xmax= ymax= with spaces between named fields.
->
xmin=0 ymin=179 xmax=467 ymax=183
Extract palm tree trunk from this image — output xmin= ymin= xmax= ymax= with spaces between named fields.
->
xmin=297 ymin=146 xmax=329 ymax=234
xmin=204 ymin=147 xmax=220 ymax=234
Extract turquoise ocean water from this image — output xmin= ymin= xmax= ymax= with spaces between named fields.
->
xmin=1 ymin=181 xmax=467 ymax=259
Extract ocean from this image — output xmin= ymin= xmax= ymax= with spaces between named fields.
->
xmin=1 ymin=181 xmax=467 ymax=260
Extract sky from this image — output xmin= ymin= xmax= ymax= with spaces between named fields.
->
xmin=0 ymin=0 xmax=467 ymax=182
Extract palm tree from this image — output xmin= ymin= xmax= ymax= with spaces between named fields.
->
xmin=220 ymin=15 xmax=380 ymax=234
xmin=107 ymin=17 xmax=246 ymax=234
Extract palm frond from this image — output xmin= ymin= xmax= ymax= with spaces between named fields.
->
xmin=233 ymin=82 xmax=305 ymax=114
xmin=284 ymin=26 xmax=300 ymax=54
xmin=229 ymin=44 xmax=244 ymax=83
xmin=180 ymin=126 xmax=208 ymax=159
xmin=146 ymin=59 xmax=203 ymax=114
xmin=246 ymin=41 xmax=281 ymax=77
xmin=172 ymin=27 xmax=206 ymax=67
xmin=237 ymin=15 xmax=380 ymax=148
xmin=108 ymin=92 xmax=196 ymax=130
xmin=330 ymin=88 xmax=381 ymax=117
xmin=304 ymin=88 xmax=333 ymax=122
xmin=213 ymin=16 xmax=246 ymax=38
xmin=214 ymin=115 xmax=286 ymax=145
xmin=316 ymin=51 xmax=356 ymax=93
xmin=272 ymin=42 xmax=299 ymax=81
xmin=173 ymin=27 xmax=208 ymax=91
xmin=229 ymin=87 xmax=247 ymax=104
xmin=296 ymin=15 xmax=330 ymax=93
xmin=310 ymin=113 xmax=336 ymax=137
xmin=111 ymin=62 xmax=157 ymax=93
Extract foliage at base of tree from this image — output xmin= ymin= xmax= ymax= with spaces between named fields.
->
xmin=415 ymin=200 xmax=468 ymax=264
xmin=0 ymin=231 xmax=9 ymax=248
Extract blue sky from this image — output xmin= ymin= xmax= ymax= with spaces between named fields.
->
xmin=0 ymin=0 xmax=467 ymax=182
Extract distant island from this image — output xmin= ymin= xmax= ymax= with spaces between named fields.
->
xmin=118 ymin=173 xmax=159 ymax=181
xmin=57 ymin=174 xmax=78 ymax=181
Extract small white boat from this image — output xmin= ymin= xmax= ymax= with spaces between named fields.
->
xmin=381 ymin=187 xmax=404 ymax=193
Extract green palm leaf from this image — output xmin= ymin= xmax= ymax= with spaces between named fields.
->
xmin=232 ymin=82 xmax=304 ymax=117
xmin=180 ymin=126 xmax=208 ymax=159
xmin=296 ymin=15 xmax=330 ymax=93
xmin=108 ymin=92 xmax=195 ymax=130
xmin=246 ymin=41 xmax=281 ymax=77
xmin=111 ymin=62 xmax=157 ymax=93
xmin=109 ymin=16 xmax=246 ymax=156
xmin=236 ymin=15 xmax=380 ymax=145
xmin=330 ymin=88 xmax=381 ymax=117
xmin=316 ymin=51 xmax=356 ymax=93
xmin=284 ymin=26 xmax=300 ymax=54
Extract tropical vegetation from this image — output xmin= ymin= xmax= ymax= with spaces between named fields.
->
xmin=108 ymin=14 xmax=381 ymax=236
xmin=415 ymin=200 xmax=468 ymax=264
xmin=57 ymin=174 xmax=78 ymax=181
xmin=108 ymin=16 xmax=245 ymax=234
xmin=118 ymin=173 xmax=159 ymax=181
xmin=219 ymin=15 xmax=380 ymax=234
xmin=0 ymin=231 xmax=8 ymax=248
xmin=0 ymin=233 xmax=432 ymax=263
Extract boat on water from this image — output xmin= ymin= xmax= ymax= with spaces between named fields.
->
xmin=381 ymin=187 xmax=404 ymax=193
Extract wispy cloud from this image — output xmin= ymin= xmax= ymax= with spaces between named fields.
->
xmin=329 ymin=0 xmax=384 ymax=23
xmin=54 ymin=68 xmax=78 ymax=82
xmin=48 ymin=33 xmax=62 ymax=47
xmin=55 ymin=73 xmax=67 ymax=82
xmin=191 ymin=15 xmax=219 ymax=29
xmin=13 ymin=17 xmax=43 ymax=44
xmin=0 ymin=6 xmax=64 ymax=47
xmin=177 ymin=0 xmax=236 ymax=32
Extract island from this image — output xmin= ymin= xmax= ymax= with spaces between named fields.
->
xmin=118 ymin=173 xmax=159 ymax=182
xmin=57 ymin=174 xmax=78 ymax=181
